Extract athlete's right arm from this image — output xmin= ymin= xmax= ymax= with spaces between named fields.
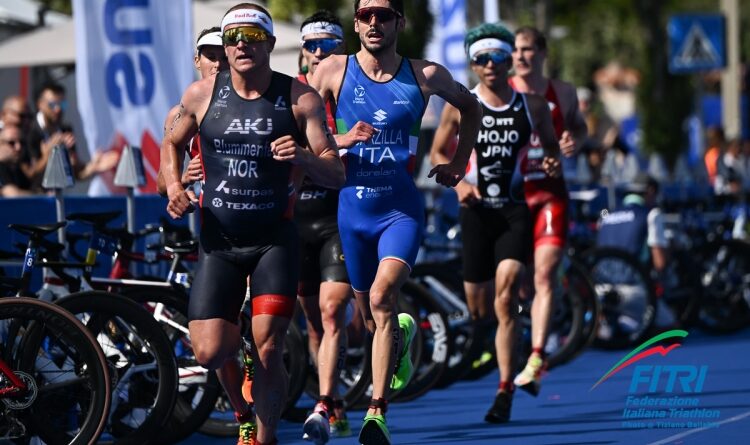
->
xmin=161 ymin=80 xmax=209 ymax=219
xmin=429 ymin=103 xmax=480 ymax=206
xmin=157 ymin=106 xmax=184 ymax=197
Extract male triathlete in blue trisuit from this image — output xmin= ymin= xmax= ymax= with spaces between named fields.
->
xmin=161 ymin=4 xmax=344 ymax=444
xmin=311 ymin=1 xmax=481 ymax=443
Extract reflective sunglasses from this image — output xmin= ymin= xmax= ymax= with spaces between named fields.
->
xmin=354 ymin=7 xmax=401 ymax=23
xmin=223 ymin=26 xmax=269 ymax=46
xmin=302 ymin=38 xmax=342 ymax=54
xmin=47 ymin=100 xmax=67 ymax=111
xmin=472 ymin=51 xmax=511 ymax=66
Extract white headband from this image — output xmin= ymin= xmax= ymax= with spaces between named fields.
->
xmin=196 ymin=31 xmax=223 ymax=49
xmin=468 ymin=38 xmax=513 ymax=59
xmin=221 ymin=9 xmax=274 ymax=35
xmin=300 ymin=21 xmax=343 ymax=40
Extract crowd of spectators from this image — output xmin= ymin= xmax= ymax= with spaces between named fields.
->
xmin=0 ymin=81 xmax=117 ymax=198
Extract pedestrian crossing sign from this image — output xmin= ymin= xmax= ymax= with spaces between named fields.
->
xmin=668 ymin=14 xmax=725 ymax=73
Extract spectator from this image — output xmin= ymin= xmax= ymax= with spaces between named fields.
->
xmin=0 ymin=96 xmax=32 ymax=133
xmin=25 ymin=81 xmax=117 ymax=191
xmin=596 ymin=173 xmax=676 ymax=329
xmin=714 ymin=137 xmax=746 ymax=197
xmin=0 ymin=125 xmax=32 ymax=197
xmin=704 ymin=126 xmax=724 ymax=187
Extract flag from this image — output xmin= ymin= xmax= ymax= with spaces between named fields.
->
xmin=423 ymin=0 xmax=468 ymax=129
xmin=73 ymin=0 xmax=193 ymax=195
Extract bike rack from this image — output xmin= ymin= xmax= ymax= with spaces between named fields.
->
xmin=114 ymin=145 xmax=147 ymax=234
xmin=41 ymin=145 xmax=74 ymax=244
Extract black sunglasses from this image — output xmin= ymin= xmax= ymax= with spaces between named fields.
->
xmin=355 ymin=7 xmax=401 ymax=23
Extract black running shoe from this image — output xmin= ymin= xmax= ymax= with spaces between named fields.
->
xmin=484 ymin=392 xmax=513 ymax=424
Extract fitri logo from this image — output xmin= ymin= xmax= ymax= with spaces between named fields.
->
xmin=218 ymin=86 xmax=231 ymax=100
xmin=354 ymin=85 xmax=366 ymax=97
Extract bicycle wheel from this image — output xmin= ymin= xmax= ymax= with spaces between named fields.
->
xmin=199 ymin=320 xmax=310 ymax=437
xmin=55 ymin=291 xmax=178 ymax=445
xmin=119 ymin=286 xmax=221 ymax=444
xmin=581 ymin=247 xmax=657 ymax=349
xmin=411 ymin=260 xmax=478 ymax=389
xmin=0 ymin=297 xmax=111 ymax=445
xmin=545 ymin=256 xmax=590 ymax=368
xmin=391 ymin=280 xmax=451 ymax=403
xmin=697 ymin=239 xmax=750 ymax=333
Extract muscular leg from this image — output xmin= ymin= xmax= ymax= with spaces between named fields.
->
xmin=217 ymin=358 xmax=249 ymax=414
xmin=493 ymin=260 xmax=524 ymax=388
xmin=531 ymin=244 xmax=563 ymax=352
xmin=251 ymin=313 xmax=291 ymax=443
xmin=190 ymin=319 xmax=251 ymax=415
xmin=298 ymin=293 xmax=323 ymax=366
xmin=317 ymin=281 xmax=352 ymax=398
xmin=190 ymin=318 xmax=242 ymax=369
xmin=364 ymin=260 xmax=410 ymax=416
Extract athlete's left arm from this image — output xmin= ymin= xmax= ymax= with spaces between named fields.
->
xmin=274 ymin=81 xmax=345 ymax=189
xmin=527 ymin=93 xmax=562 ymax=178
xmin=414 ymin=60 xmax=482 ymax=187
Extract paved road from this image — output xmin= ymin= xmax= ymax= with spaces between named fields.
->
xmin=182 ymin=327 xmax=750 ymax=444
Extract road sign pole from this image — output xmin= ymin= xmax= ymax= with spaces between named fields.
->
xmin=720 ymin=0 xmax=741 ymax=139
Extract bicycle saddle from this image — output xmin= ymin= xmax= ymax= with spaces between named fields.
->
xmin=9 ymin=221 xmax=66 ymax=237
xmin=67 ymin=211 xmax=122 ymax=226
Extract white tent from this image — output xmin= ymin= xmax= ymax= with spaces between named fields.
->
xmin=0 ymin=1 xmax=301 ymax=76
xmin=0 ymin=0 xmax=68 ymax=26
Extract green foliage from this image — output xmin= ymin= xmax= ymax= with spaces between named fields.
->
xmin=268 ymin=0 xmax=343 ymax=22
xmin=38 ymin=0 xmax=72 ymax=15
xmin=547 ymin=0 xmax=750 ymax=167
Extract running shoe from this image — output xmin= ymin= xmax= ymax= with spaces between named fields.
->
xmin=302 ymin=401 xmax=331 ymax=444
xmin=390 ymin=313 xmax=416 ymax=391
xmin=329 ymin=415 xmax=352 ymax=438
xmin=484 ymin=391 xmax=513 ymax=424
xmin=514 ymin=353 xmax=544 ymax=397
xmin=242 ymin=344 xmax=254 ymax=404
xmin=237 ymin=413 xmax=257 ymax=445
xmin=358 ymin=414 xmax=390 ymax=445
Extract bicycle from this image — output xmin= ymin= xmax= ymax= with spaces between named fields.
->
xmin=1 ymin=221 xmax=112 ymax=445
xmin=14 ymin=218 xmax=179 ymax=445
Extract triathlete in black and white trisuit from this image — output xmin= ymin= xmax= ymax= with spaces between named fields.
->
xmin=190 ymin=69 xmax=302 ymax=321
xmin=461 ymin=87 xmax=533 ymax=282
xmin=160 ymin=6 xmax=344 ymax=443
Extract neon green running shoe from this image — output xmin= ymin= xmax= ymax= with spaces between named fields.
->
xmin=390 ymin=313 xmax=416 ymax=391
xmin=237 ymin=418 xmax=257 ymax=445
xmin=472 ymin=351 xmax=493 ymax=369
xmin=358 ymin=414 xmax=390 ymax=445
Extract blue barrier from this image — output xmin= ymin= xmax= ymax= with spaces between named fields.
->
xmin=1 ymin=195 xmax=189 ymax=289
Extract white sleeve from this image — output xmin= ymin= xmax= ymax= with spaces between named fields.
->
xmin=647 ymin=208 xmax=668 ymax=248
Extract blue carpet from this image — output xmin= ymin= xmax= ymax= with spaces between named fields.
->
xmin=182 ymin=327 xmax=750 ymax=444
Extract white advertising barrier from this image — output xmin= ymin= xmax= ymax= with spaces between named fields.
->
xmin=74 ymin=0 xmax=193 ymax=195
